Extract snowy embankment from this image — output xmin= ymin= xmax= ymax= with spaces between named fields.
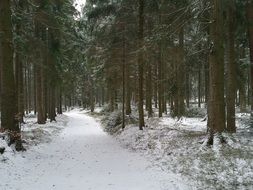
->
xmin=96 ymin=107 xmax=253 ymax=190
xmin=0 ymin=113 xmax=68 ymax=158
xmin=0 ymin=110 xmax=193 ymax=190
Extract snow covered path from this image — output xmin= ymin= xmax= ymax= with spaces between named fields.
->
xmin=1 ymin=111 xmax=192 ymax=190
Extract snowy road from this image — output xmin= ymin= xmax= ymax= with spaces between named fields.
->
xmin=1 ymin=111 xmax=191 ymax=190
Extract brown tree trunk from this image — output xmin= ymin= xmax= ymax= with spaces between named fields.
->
xmin=239 ymin=87 xmax=246 ymax=112
xmin=137 ymin=0 xmax=145 ymax=130
xmin=33 ymin=63 xmax=37 ymax=114
xmin=57 ymin=86 xmax=63 ymax=114
xmin=198 ymin=64 xmax=201 ymax=108
xmin=207 ymin=0 xmax=226 ymax=142
xmin=14 ymin=0 xmax=24 ymax=122
xmin=122 ymin=25 xmax=126 ymax=129
xmin=147 ymin=61 xmax=153 ymax=117
xmin=176 ymin=27 xmax=185 ymax=117
xmin=185 ymin=71 xmax=190 ymax=108
xmin=154 ymin=65 xmax=158 ymax=109
xmin=158 ymin=44 xmax=163 ymax=117
xmin=247 ymin=1 xmax=253 ymax=118
xmin=28 ymin=63 xmax=32 ymax=113
xmin=0 ymin=0 xmax=23 ymax=150
xmin=36 ymin=61 xmax=46 ymax=124
xmin=125 ymin=62 xmax=131 ymax=115
xmin=226 ymin=0 xmax=236 ymax=133
xmin=49 ymin=87 xmax=56 ymax=121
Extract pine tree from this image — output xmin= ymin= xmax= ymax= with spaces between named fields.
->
xmin=207 ymin=0 xmax=226 ymax=143
xmin=0 ymin=0 xmax=23 ymax=151
xmin=137 ymin=0 xmax=145 ymax=130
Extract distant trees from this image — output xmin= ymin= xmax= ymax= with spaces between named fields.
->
xmin=247 ymin=0 xmax=253 ymax=117
xmin=0 ymin=0 xmax=81 ymax=150
xmin=1 ymin=0 xmax=253 ymax=149
xmin=80 ymin=0 xmax=253 ymax=141
xmin=0 ymin=0 xmax=22 ymax=150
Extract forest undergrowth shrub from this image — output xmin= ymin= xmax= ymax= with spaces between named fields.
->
xmin=185 ymin=107 xmax=206 ymax=118
xmin=101 ymin=108 xmax=139 ymax=135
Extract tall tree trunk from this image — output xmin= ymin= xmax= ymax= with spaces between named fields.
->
xmin=15 ymin=0 xmax=24 ymax=122
xmin=90 ymin=78 xmax=95 ymax=113
xmin=198 ymin=63 xmax=201 ymax=108
xmin=0 ymin=0 xmax=23 ymax=150
xmin=137 ymin=0 xmax=145 ymax=130
xmin=247 ymin=1 xmax=253 ymax=118
xmin=147 ymin=61 xmax=153 ymax=117
xmin=226 ymin=0 xmax=236 ymax=133
xmin=185 ymin=71 xmax=190 ymax=108
xmin=33 ymin=63 xmax=37 ymax=114
xmin=176 ymin=27 xmax=185 ymax=117
xmin=49 ymin=87 xmax=56 ymax=121
xmin=57 ymin=86 xmax=63 ymax=114
xmin=154 ymin=65 xmax=158 ymax=109
xmin=125 ymin=61 xmax=131 ymax=115
xmin=36 ymin=61 xmax=46 ymax=124
xmin=28 ymin=63 xmax=32 ymax=113
xmin=35 ymin=22 xmax=46 ymax=124
xmin=158 ymin=44 xmax=163 ymax=117
xmin=207 ymin=0 xmax=226 ymax=143
xmin=205 ymin=53 xmax=209 ymax=105
xmin=122 ymin=25 xmax=126 ymax=129
xmin=239 ymin=86 xmax=247 ymax=112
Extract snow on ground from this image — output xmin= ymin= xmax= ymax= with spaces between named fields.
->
xmin=0 ymin=110 xmax=193 ymax=190
xmin=0 ymin=113 xmax=68 ymax=160
xmin=112 ymin=112 xmax=253 ymax=190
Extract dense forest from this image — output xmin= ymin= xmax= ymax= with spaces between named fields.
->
xmin=1 ymin=0 xmax=253 ymax=149
xmin=1 ymin=0 xmax=253 ymax=189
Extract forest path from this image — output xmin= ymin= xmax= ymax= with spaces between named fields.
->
xmin=1 ymin=110 xmax=191 ymax=190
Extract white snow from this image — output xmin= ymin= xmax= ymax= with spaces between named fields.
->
xmin=114 ymin=111 xmax=253 ymax=190
xmin=0 ymin=110 xmax=192 ymax=190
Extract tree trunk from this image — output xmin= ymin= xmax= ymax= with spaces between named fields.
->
xmin=125 ymin=61 xmax=131 ymax=115
xmin=176 ymin=27 xmax=185 ymax=117
xmin=122 ymin=25 xmax=126 ymax=129
xmin=14 ymin=0 xmax=24 ymax=122
xmin=147 ymin=61 xmax=153 ymax=117
xmin=226 ymin=0 xmax=236 ymax=133
xmin=207 ymin=0 xmax=226 ymax=141
xmin=198 ymin=64 xmax=201 ymax=108
xmin=137 ymin=0 xmax=145 ymax=130
xmin=158 ymin=44 xmax=163 ymax=117
xmin=247 ymin=1 xmax=253 ymax=118
xmin=0 ymin=0 xmax=23 ymax=150
xmin=33 ymin=63 xmax=37 ymax=114
xmin=57 ymin=86 xmax=63 ymax=114
xmin=36 ymin=61 xmax=46 ymax=124
xmin=185 ymin=71 xmax=190 ymax=108
xmin=239 ymin=86 xmax=246 ymax=112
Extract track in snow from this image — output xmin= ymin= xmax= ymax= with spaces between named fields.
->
xmin=1 ymin=111 xmax=191 ymax=190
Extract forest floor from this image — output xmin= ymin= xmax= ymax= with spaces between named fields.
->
xmin=95 ymin=106 xmax=253 ymax=190
xmin=0 ymin=110 xmax=192 ymax=190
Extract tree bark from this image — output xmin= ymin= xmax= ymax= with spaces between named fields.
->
xmin=207 ymin=0 xmax=226 ymax=140
xmin=226 ymin=0 xmax=236 ymax=133
xmin=0 ymin=0 xmax=23 ymax=150
xmin=125 ymin=61 xmax=131 ymax=115
xmin=247 ymin=1 xmax=253 ymax=118
xmin=137 ymin=0 xmax=145 ymax=130
xmin=158 ymin=44 xmax=163 ymax=117
xmin=175 ymin=27 xmax=185 ymax=117
xmin=35 ymin=23 xmax=46 ymax=124
xmin=14 ymin=0 xmax=24 ymax=122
